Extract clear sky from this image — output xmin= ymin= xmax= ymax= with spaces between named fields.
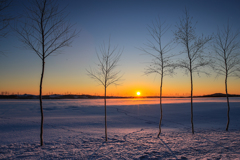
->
xmin=0 ymin=0 xmax=240 ymax=97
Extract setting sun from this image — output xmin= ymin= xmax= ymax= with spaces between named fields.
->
xmin=137 ymin=92 xmax=141 ymax=96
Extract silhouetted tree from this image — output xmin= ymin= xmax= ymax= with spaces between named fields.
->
xmin=140 ymin=17 xmax=175 ymax=137
xmin=0 ymin=0 xmax=13 ymax=54
xmin=0 ymin=0 xmax=12 ymax=37
xmin=212 ymin=22 xmax=240 ymax=131
xmin=87 ymin=38 xmax=123 ymax=141
xmin=174 ymin=8 xmax=212 ymax=134
xmin=16 ymin=0 xmax=77 ymax=146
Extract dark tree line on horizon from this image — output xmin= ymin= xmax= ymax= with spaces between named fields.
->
xmin=0 ymin=0 xmax=240 ymax=145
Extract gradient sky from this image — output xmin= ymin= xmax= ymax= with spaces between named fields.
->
xmin=0 ymin=0 xmax=240 ymax=97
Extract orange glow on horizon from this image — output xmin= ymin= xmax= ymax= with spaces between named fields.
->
xmin=2 ymin=75 xmax=240 ymax=96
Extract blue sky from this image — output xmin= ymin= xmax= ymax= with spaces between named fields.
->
xmin=1 ymin=0 xmax=240 ymax=96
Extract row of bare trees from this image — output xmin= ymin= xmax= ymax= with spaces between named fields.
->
xmin=11 ymin=0 xmax=123 ymax=145
xmin=1 ymin=0 xmax=240 ymax=145
xmin=142 ymin=8 xmax=240 ymax=136
xmin=87 ymin=8 xmax=240 ymax=142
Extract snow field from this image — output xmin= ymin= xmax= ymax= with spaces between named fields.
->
xmin=0 ymin=98 xmax=240 ymax=159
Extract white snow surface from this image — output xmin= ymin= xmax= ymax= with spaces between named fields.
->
xmin=0 ymin=98 xmax=240 ymax=159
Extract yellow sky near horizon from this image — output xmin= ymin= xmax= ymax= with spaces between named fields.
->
xmin=1 ymin=68 xmax=239 ymax=97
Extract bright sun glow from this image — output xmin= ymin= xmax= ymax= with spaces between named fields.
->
xmin=137 ymin=92 xmax=141 ymax=96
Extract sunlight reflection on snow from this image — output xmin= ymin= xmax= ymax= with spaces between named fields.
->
xmin=75 ymin=97 xmax=240 ymax=106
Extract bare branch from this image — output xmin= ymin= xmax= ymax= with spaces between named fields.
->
xmin=0 ymin=0 xmax=14 ymax=55
xmin=174 ymin=8 xmax=212 ymax=75
xmin=140 ymin=17 xmax=176 ymax=78
xmin=87 ymin=37 xmax=123 ymax=89
xmin=15 ymin=0 xmax=78 ymax=59
xmin=212 ymin=22 xmax=240 ymax=78
xmin=0 ymin=0 xmax=13 ymax=38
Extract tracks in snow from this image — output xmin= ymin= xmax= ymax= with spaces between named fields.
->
xmin=114 ymin=107 xmax=158 ymax=125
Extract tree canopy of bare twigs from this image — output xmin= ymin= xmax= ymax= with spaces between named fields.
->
xmin=212 ymin=22 xmax=240 ymax=131
xmin=0 ymin=0 xmax=13 ymax=38
xmin=16 ymin=0 xmax=77 ymax=146
xmin=86 ymin=38 xmax=123 ymax=141
xmin=0 ymin=0 xmax=13 ymax=55
xmin=174 ymin=8 xmax=212 ymax=134
xmin=237 ymin=67 xmax=240 ymax=78
xmin=140 ymin=17 xmax=175 ymax=137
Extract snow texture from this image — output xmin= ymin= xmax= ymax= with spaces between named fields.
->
xmin=0 ymin=98 xmax=240 ymax=159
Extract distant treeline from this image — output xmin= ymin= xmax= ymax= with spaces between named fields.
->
xmin=0 ymin=93 xmax=239 ymax=99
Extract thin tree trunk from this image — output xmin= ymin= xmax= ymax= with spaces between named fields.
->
xmin=40 ymin=58 xmax=45 ymax=146
xmin=104 ymin=86 xmax=107 ymax=141
xmin=190 ymin=70 xmax=194 ymax=134
xmin=225 ymin=74 xmax=230 ymax=131
xmin=187 ymin=40 xmax=194 ymax=134
xmin=157 ymin=75 xmax=163 ymax=138
xmin=39 ymin=3 xmax=46 ymax=146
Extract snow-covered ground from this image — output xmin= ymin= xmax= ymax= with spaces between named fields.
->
xmin=0 ymin=98 xmax=240 ymax=159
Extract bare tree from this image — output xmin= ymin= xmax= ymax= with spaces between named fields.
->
xmin=212 ymin=22 xmax=240 ymax=131
xmin=174 ymin=8 xmax=212 ymax=134
xmin=87 ymin=38 xmax=123 ymax=142
xmin=0 ymin=0 xmax=13 ymax=54
xmin=140 ymin=17 xmax=175 ymax=137
xmin=16 ymin=0 xmax=77 ymax=146
xmin=0 ymin=0 xmax=13 ymax=37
